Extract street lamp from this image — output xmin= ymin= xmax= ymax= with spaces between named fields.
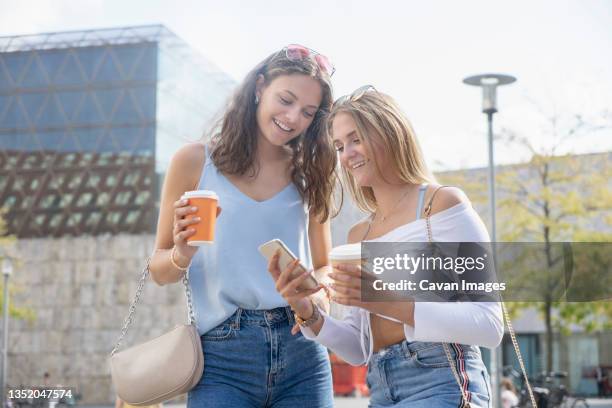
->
xmin=1 ymin=258 xmax=12 ymax=407
xmin=463 ymin=73 xmax=516 ymax=241
xmin=463 ymin=73 xmax=516 ymax=408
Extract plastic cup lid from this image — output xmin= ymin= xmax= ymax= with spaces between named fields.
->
xmin=182 ymin=190 xmax=218 ymax=200
xmin=329 ymin=243 xmax=362 ymax=261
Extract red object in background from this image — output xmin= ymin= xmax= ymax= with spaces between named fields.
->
xmin=600 ymin=366 xmax=612 ymax=396
xmin=330 ymin=353 xmax=370 ymax=397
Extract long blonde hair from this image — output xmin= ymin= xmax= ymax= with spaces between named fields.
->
xmin=328 ymin=89 xmax=435 ymax=214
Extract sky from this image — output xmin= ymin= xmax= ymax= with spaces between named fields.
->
xmin=1 ymin=0 xmax=611 ymax=171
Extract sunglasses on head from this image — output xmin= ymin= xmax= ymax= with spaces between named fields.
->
xmin=334 ymin=85 xmax=377 ymax=106
xmin=284 ymin=44 xmax=336 ymax=77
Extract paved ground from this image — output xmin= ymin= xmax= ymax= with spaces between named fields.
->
xmin=330 ymin=396 xmax=368 ymax=408
xmin=81 ymin=400 xmax=369 ymax=408
xmin=584 ymin=399 xmax=612 ymax=407
xmin=335 ymin=397 xmax=612 ymax=407
xmin=84 ymin=399 xmax=370 ymax=408
xmin=83 ymin=396 xmax=612 ymax=408
xmin=332 ymin=397 xmax=612 ymax=408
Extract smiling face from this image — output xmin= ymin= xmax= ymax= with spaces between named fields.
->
xmin=255 ymin=73 xmax=322 ymax=147
xmin=328 ymin=90 xmax=434 ymax=213
xmin=332 ymin=112 xmax=388 ymax=187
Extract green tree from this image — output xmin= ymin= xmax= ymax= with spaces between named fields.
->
xmin=497 ymin=124 xmax=611 ymax=371
xmin=438 ymin=117 xmax=611 ymax=372
xmin=0 ymin=209 xmax=35 ymax=322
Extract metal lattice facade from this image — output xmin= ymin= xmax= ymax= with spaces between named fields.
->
xmin=0 ymin=25 xmax=235 ymax=237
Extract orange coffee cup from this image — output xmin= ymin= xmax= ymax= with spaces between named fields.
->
xmin=181 ymin=190 xmax=219 ymax=246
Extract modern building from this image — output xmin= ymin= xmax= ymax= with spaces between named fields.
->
xmin=0 ymin=24 xmax=235 ymax=238
xmin=0 ymin=26 xmax=235 ymax=402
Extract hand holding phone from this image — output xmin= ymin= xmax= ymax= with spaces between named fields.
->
xmin=259 ymin=239 xmax=319 ymax=290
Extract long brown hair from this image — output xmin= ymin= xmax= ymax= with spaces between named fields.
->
xmin=328 ymin=89 xmax=435 ymax=214
xmin=209 ymin=49 xmax=336 ymax=222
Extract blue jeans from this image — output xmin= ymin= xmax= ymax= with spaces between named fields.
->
xmin=188 ymin=306 xmax=333 ymax=408
xmin=367 ymin=341 xmax=491 ymax=408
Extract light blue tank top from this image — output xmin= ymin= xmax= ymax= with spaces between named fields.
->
xmin=188 ymin=146 xmax=312 ymax=335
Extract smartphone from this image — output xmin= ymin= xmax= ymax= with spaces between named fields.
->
xmin=258 ymin=239 xmax=319 ymax=290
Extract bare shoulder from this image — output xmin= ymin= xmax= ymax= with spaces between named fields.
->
xmin=172 ymin=142 xmax=206 ymax=168
xmin=167 ymin=142 xmax=206 ymax=189
xmin=425 ymin=184 xmax=470 ymax=216
xmin=347 ymin=218 xmax=371 ymax=244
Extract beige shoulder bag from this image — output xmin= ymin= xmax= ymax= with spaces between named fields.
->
xmin=109 ymin=259 xmax=204 ymax=406
xmin=424 ymin=186 xmax=537 ymax=408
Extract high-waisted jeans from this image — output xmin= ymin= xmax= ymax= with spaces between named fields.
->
xmin=187 ymin=306 xmax=333 ymax=408
xmin=367 ymin=340 xmax=491 ymax=407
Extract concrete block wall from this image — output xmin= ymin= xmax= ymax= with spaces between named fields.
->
xmin=5 ymin=234 xmax=187 ymax=404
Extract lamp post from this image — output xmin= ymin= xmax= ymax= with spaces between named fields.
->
xmin=1 ymin=258 xmax=12 ymax=407
xmin=463 ymin=73 xmax=516 ymax=408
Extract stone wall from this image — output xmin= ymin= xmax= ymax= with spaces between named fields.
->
xmin=5 ymin=234 xmax=187 ymax=404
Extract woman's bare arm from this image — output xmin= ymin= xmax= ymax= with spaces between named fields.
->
xmin=149 ymin=143 xmax=205 ymax=285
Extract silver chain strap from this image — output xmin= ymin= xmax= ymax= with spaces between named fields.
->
xmin=426 ymin=195 xmax=472 ymax=407
xmin=426 ymin=186 xmax=537 ymax=408
xmin=502 ymin=302 xmax=538 ymax=408
xmin=183 ymin=266 xmax=196 ymax=326
xmin=110 ymin=258 xmax=196 ymax=356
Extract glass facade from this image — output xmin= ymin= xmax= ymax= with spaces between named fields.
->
xmin=0 ymin=25 xmax=235 ymax=237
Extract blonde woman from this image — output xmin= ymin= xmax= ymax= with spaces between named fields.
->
xmin=269 ymin=86 xmax=503 ymax=407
